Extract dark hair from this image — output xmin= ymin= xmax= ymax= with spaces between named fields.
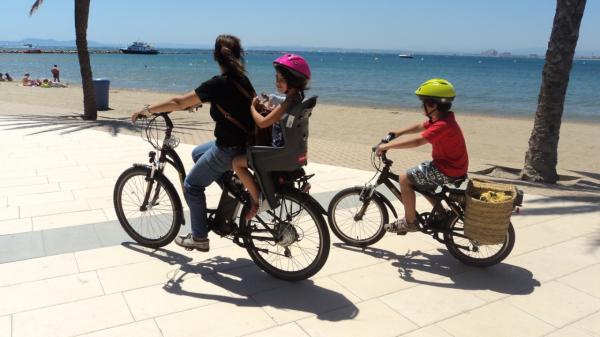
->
xmin=274 ymin=65 xmax=309 ymax=97
xmin=213 ymin=35 xmax=246 ymax=78
xmin=53 ymin=64 xmax=57 ymax=67
xmin=422 ymin=98 xmax=452 ymax=116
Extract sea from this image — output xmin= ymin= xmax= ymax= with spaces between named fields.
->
xmin=1 ymin=49 xmax=599 ymax=121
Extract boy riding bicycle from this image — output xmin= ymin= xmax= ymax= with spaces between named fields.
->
xmin=376 ymin=78 xmax=468 ymax=234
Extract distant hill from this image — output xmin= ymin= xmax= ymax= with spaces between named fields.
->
xmin=0 ymin=38 xmax=115 ymax=48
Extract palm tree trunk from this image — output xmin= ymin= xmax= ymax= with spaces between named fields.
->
xmin=521 ymin=0 xmax=586 ymax=183
xmin=75 ymin=0 xmax=97 ymax=120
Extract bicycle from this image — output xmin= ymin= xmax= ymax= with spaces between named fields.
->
xmin=113 ymin=98 xmax=330 ymax=281
xmin=327 ymin=133 xmax=521 ymax=267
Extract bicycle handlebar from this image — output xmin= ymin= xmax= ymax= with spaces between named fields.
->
xmin=372 ymin=132 xmax=396 ymax=152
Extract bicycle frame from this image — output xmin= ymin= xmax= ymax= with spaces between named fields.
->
xmin=139 ymin=113 xmax=319 ymax=249
xmin=359 ymin=152 xmax=472 ymax=246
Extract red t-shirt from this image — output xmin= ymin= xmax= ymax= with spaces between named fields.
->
xmin=420 ymin=112 xmax=468 ymax=177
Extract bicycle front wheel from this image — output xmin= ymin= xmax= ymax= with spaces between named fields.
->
xmin=327 ymin=187 xmax=389 ymax=247
xmin=113 ymin=166 xmax=182 ymax=248
xmin=240 ymin=189 xmax=330 ymax=281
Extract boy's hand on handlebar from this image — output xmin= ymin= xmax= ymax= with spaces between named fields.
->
xmin=375 ymin=144 xmax=387 ymax=157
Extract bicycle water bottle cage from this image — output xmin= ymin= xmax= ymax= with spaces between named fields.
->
xmin=248 ymin=96 xmax=318 ymax=209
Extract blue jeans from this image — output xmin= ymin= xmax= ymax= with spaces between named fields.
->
xmin=184 ymin=141 xmax=244 ymax=238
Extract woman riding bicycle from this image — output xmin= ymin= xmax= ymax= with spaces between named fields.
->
xmin=375 ymin=78 xmax=469 ymax=234
xmin=131 ymin=34 xmax=255 ymax=252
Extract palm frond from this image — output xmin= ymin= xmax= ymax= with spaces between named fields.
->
xmin=29 ymin=0 xmax=45 ymax=16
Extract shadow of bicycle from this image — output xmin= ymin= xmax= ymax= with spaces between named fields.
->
xmin=335 ymin=243 xmax=540 ymax=296
xmin=122 ymin=242 xmax=359 ymax=322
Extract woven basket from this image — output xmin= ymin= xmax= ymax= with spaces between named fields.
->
xmin=464 ymin=179 xmax=516 ymax=245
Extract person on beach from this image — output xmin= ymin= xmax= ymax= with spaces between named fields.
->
xmin=375 ymin=78 xmax=468 ymax=234
xmin=130 ymin=35 xmax=255 ymax=252
xmin=232 ymin=54 xmax=311 ymax=220
xmin=20 ymin=73 xmax=40 ymax=86
xmin=5 ymin=73 xmax=13 ymax=82
xmin=51 ymin=65 xmax=60 ymax=82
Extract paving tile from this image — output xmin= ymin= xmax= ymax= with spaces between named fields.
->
xmin=123 ymin=274 xmax=235 ymax=320
xmin=0 ymin=206 xmax=18 ymax=221
xmin=93 ymin=220 xmax=131 ymax=247
xmin=507 ymin=237 xmax=600 ymax=282
xmin=251 ymin=277 xmax=361 ymax=324
xmin=12 ymin=294 xmax=133 ymax=337
xmin=243 ymin=323 xmax=309 ymax=337
xmin=545 ymin=324 xmax=598 ymax=337
xmin=32 ymin=209 xmax=108 ymax=231
xmin=20 ymin=200 xmax=90 ymax=218
xmin=42 ymin=224 xmax=102 ymax=256
xmin=437 ymin=301 xmax=555 ymax=337
xmin=98 ymin=257 xmax=196 ymax=294
xmin=156 ymin=301 xmax=275 ymax=337
xmin=0 ymin=271 xmax=103 ymax=316
xmin=0 ymin=218 xmax=32 ymax=236
xmin=572 ymin=310 xmax=600 ymax=336
xmin=558 ymin=264 xmax=600 ymax=299
xmin=0 ymin=316 xmax=10 ymax=337
xmin=76 ymin=320 xmax=162 ymax=337
xmin=400 ymin=325 xmax=455 ymax=337
xmin=0 ymin=183 xmax=61 ymax=197
xmin=0 ymin=176 xmax=48 ymax=188
xmin=207 ymin=264 xmax=291 ymax=297
xmin=0 ymin=231 xmax=45 ymax=264
xmin=505 ymin=281 xmax=600 ymax=328
xmin=7 ymin=191 xmax=75 ymax=207
xmin=297 ymin=299 xmax=417 ymax=337
xmin=75 ymin=244 xmax=159 ymax=272
xmin=380 ymin=282 xmax=485 ymax=327
xmin=331 ymin=248 xmax=469 ymax=301
xmin=443 ymin=262 xmax=542 ymax=302
xmin=0 ymin=253 xmax=78 ymax=286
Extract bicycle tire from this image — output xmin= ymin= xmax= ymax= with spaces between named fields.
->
xmin=327 ymin=187 xmax=389 ymax=247
xmin=113 ymin=166 xmax=182 ymax=248
xmin=444 ymin=215 xmax=515 ymax=267
xmin=240 ymin=189 xmax=330 ymax=281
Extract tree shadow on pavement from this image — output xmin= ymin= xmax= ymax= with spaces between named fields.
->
xmin=122 ymin=242 xmax=359 ymax=322
xmin=335 ymin=243 xmax=541 ymax=296
xmin=0 ymin=113 xmax=213 ymax=137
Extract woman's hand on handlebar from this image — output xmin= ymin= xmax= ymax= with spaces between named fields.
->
xmin=131 ymin=109 xmax=152 ymax=124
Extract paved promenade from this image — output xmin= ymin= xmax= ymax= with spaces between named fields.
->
xmin=0 ymin=110 xmax=599 ymax=337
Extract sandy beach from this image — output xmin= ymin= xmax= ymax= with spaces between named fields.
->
xmin=1 ymin=82 xmax=599 ymax=198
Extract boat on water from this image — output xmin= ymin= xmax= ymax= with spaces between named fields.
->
xmin=22 ymin=43 xmax=42 ymax=54
xmin=120 ymin=42 xmax=159 ymax=55
xmin=398 ymin=54 xmax=414 ymax=59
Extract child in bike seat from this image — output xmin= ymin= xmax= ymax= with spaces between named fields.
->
xmin=232 ymin=54 xmax=311 ymax=220
xmin=375 ymin=78 xmax=469 ymax=234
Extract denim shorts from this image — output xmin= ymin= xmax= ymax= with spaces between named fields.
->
xmin=406 ymin=161 xmax=460 ymax=192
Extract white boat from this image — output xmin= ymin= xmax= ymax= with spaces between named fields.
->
xmin=120 ymin=42 xmax=159 ymax=55
xmin=398 ymin=54 xmax=414 ymax=59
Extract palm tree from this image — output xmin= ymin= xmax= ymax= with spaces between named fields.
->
xmin=521 ymin=0 xmax=587 ymax=183
xmin=30 ymin=0 xmax=97 ymax=120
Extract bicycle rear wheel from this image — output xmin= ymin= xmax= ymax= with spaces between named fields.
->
xmin=240 ymin=189 xmax=330 ymax=281
xmin=444 ymin=215 xmax=515 ymax=267
xmin=327 ymin=187 xmax=388 ymax=247
xmin=113 ymin=166 xmax=181 ymax=248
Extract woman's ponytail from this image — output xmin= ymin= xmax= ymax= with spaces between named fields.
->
xmin=214 ymin=35 xmax=246 ymax=78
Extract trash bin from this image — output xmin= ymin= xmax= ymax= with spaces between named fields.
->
xmin=92 ymin=78 xmax=110 ymax=111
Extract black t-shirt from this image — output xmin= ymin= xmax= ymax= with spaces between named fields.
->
xmin=195 ymin=74 xmax=255 ymax=147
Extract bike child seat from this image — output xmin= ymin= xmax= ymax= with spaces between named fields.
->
xmin=248 ymin=96 xmax=318 ymax=208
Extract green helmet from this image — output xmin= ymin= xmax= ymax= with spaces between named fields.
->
xmin=414 ymin=78 xmax=456 ymax=103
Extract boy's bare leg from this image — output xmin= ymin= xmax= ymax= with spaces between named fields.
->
xmin=399 ymin=173 xmax=417 ymax=223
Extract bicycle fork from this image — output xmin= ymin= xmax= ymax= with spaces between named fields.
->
xmin=355 ymin=185 xmax=377 ymax=221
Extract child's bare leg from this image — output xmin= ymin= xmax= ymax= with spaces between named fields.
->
xmin=399 ymin=173 xmax=417 ymax=223
xmin=232 ymin=155 xmax=260 ymax=204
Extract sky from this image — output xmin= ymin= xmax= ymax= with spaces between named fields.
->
xmin=1 ymin=0 xmax=599 ymax=54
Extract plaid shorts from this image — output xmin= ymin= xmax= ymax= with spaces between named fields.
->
xmin=406 ymin=161 xmax=459 ymax=192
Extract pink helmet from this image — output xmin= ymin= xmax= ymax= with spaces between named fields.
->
xmin=273 ymin=53 xmax=311 ymax=80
